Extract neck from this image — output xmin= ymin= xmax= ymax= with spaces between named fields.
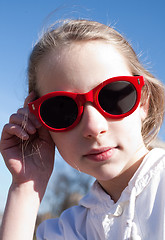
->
xmin=98 ymin=147 xmax=149 ymax=203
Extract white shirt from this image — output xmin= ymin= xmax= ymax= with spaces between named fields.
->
xmin=36 ymin=148 xmax=165 ymax=239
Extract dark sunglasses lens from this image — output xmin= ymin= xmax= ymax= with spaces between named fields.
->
xmin=98 ymin=81 xmax=137 ymax=115
xmin=40 ymin=96 xmax=78 ymax=129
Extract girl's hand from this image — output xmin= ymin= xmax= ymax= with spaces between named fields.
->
xmin=0 ymin=92 xmax=55 ymax=196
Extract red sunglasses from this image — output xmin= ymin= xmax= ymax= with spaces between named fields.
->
xmin=28 ymin=76 xmax=144 ymax=132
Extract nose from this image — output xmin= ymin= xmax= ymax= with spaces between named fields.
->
xmin=80 ymin=103 xmax=108 ymax=139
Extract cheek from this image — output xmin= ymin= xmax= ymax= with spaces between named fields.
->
xmin=123 ymin=109 xmax=143 ymax=139
xmin=112 ymin=108 xmax=143 ymax=141
xmin=49 ymin=131 xmax=75 ymax=163
xmin=49 ymin=132 xmax=67 ymax=151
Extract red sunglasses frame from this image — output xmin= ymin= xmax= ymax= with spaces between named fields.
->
xmin=28 ymin=76 xmax=144 ymax=132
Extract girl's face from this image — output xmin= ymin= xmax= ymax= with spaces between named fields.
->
xmin=36 ymin=41 xmax=148 ymax=183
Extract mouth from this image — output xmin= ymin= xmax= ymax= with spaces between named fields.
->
xmin=83 ymin=147 xmax=117 ymax=162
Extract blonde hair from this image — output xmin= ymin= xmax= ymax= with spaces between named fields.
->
xmin=28 ymin=19 xmax=165 ymax=147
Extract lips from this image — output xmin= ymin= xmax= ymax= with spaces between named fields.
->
xmin=84 ymin=147 xmax=116 ymax=162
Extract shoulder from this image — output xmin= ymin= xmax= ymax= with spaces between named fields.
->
xmin=36 ymin=205 xmax=88 ymax=240
xmin=36 ymin=181 xmax=104 ymax=240
xmin=139 ymin=148 xmax=165 ymax=175
xmin=132 ymin=148 xmax=165 ymax=195
xmin=145 ymin=148 xmax=165 ymax=174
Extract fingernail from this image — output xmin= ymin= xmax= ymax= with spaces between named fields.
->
xmin=22 ymin=132 xmax=29 ymax=140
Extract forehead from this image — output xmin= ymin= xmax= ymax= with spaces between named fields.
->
xmin=36 ymin=40 xmax=131 ymax=96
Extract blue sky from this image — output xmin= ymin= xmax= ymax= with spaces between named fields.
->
xmin=0 ymin=0 xmax=165 ymax=213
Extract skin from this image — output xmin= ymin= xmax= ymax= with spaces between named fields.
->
xmin=0 ymin=40 xmax=148 ymax=240
xmin=37 ymin=41 xmax=149 ymax=201
xmin=0 ymin=93 xmax=55 ymax=240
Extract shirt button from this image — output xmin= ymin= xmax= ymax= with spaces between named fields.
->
xmin=114 ymin=205 xmax=123 ymax=216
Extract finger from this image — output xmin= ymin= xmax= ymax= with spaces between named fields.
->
xmin=1 ymin=123 xmax=29 ymax=141
xmin=9 ymin=113 xmax=37 ymax=135
xmin=17 ymin=107 xmax=42 ymax=129
xmin=24 ymin=91 xmax=36 ymax=107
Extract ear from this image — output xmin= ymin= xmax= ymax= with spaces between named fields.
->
xmin=140 ymin=97 xmax=149 ymax=121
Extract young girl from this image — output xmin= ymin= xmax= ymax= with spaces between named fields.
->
xmin=0 ymin=19 xmax=165 ymax=240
